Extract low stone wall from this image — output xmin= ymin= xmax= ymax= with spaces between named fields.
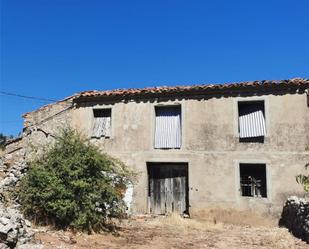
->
xmin=279 ymin=196 xmax=309 ymax=243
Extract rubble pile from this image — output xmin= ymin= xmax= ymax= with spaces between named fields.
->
xmin=0 ymin=203 xmax=36 ymax=249
xmin=280 ymin=196 xmax=309 ymax=243
xmin=0 ymin=149 xmax=42 ymax=248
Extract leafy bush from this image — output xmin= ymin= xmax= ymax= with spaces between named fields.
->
xmin=18 ymin=128 xmax=133 ymax=232
xmin=296 ymin=163 xmax=309 ymax=193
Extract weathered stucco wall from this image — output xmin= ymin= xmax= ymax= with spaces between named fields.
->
xmin=14 ymin=91 xmax=309 ymax=217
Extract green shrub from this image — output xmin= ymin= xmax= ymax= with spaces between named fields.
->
xmin=18 ymin=128 xmax=133 ymax=232
xmin=296 ymin=163 xmax=309 ymax=193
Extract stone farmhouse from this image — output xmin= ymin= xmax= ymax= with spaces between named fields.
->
xmin=5 ymin=78 xmax=309 ymax=217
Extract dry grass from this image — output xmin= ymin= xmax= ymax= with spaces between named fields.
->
xmin=34 ymin=210 xmax=308 ymax=249
xmin=195 ymin=208 xmax=277 ymax=227
xmin=255 ymin=228 xmax=301 ymax=249
xmin=148 ymin=212 xmax=224 ymax=231
xmin=35 ymin=217 xmax=308 ymax=249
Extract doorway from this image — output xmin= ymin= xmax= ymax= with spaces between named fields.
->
xmin=147 ymin=162 xmax=189 ymax=215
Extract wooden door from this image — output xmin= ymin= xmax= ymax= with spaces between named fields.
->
xmin=148 ymin=163 xmax=188 ymax=215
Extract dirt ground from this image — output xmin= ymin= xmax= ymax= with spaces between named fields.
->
xmin=33 ymin=213 xmax=308 ymax=249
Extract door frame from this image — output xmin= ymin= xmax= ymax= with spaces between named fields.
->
xmin=146 ymin=162 xmax=189 ymax=215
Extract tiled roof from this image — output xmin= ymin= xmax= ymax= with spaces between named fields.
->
xmin=74 ymin=78 xmax=309 ymax=100
xmin=21 ymin=78 xmax=308 ymax=119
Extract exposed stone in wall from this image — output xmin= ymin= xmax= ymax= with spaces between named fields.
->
xmin=23 ymin=102 xmax=73 ymax=150
xmin=0 ymin=97 xmax=98 ymax=248
xmin=0 ymin=203 xmax=36 ymax=249
xmin=23 ymin=98 xmax=73 ymax=128
xmin=279 ymin=196 xmax=309 ymax=243
xmin=1 ymin=142 xmax=27 ymax=194
xmin=0 ymin=104 xmax=65 ymax=248
xmin=0 ymin=153 xmax=41 ymax=248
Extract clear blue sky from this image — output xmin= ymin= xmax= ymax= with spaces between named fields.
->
xmin=1 ymin=0 xmax=308 ymax=136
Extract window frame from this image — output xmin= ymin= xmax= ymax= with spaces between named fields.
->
xmin=239 ymin=163 xmax=267 ymax=198
xmin=91 ymin=107 xmax=113 ymax=139
xmin=233 ymin=96 xmax=270 ymax=139
xmin=152 ymin=103 xmax=183 ymax=150
xmin=234 ymin=160 xmax=271 ymax=201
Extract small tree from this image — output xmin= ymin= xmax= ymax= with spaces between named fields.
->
xmin=18 ymin=128 xmax=133 ymax=232
xmin=296 ymin=163 xmax=309 ymax=193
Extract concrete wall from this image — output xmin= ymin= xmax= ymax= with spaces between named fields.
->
xmin=21 ymin=92 xmax=309 ymax=217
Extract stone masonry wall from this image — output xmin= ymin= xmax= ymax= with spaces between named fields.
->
xmin=0 ymin=99 xmax=74 ymax=248
xmin=0 ymin=151 xmax=41 ymax=249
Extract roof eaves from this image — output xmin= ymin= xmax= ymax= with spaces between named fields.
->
xmin=73 ymin=78 xmax=309 ymax=101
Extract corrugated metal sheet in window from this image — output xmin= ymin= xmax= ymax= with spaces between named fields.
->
xmin=239 ymin=110 xmax=266 ymax=138
xmin=154 ymin=107 xmax=181 ymax=149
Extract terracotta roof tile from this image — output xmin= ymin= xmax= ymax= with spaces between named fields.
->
xmin=74 ymin=78 xmax=309 ymax=100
